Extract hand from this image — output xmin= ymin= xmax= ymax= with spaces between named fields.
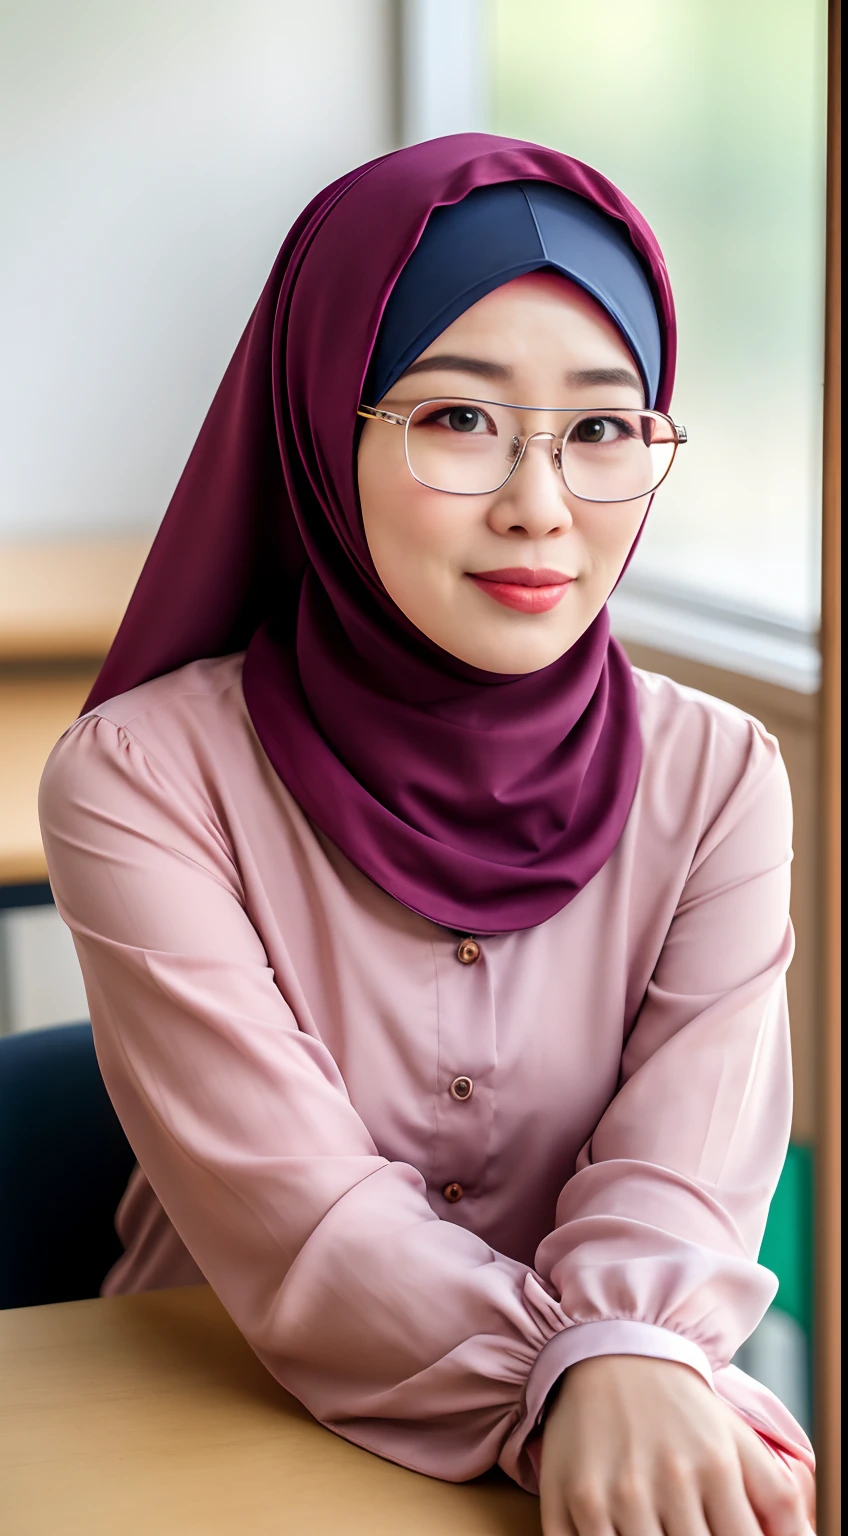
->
xmin=538 ymin=1353 xmax=812 ymax=1535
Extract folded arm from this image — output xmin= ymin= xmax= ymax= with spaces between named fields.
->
xmin=39 ymin=709 xmax=812 ymax=1494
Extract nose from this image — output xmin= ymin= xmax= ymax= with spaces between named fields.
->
xmin=486 ymin=431 xmax=573 ymax=539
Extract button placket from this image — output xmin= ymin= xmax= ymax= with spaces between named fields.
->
xmin=431 ymin=933 xmax=496 ymax=1208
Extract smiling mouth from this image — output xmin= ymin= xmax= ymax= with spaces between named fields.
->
xmin=467 ymin=568 xmax=575 ymax=614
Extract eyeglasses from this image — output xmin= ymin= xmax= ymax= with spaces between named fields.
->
xmin=357 ymin=397 xmax=687 ymax=502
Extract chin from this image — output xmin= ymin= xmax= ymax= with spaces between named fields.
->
xmin=477 ymin=617 xmax=587 ymax=675
xmin=455 ymin=638 xmax=575 ymax=675
xmin=406 ymin=603 xmax=588 ymax=674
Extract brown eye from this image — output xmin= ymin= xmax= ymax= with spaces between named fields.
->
xmin=576 ymin=417 xmax=606 ymax=443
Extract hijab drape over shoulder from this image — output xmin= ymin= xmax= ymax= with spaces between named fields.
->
xmin=83 ymin=134 xmax=677 ymax=934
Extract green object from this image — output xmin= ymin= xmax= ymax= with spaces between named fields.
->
xmin=758 ymin=1142 xmax=814 ymax=1341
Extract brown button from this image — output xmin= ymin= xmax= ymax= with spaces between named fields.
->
xmin=456 ymin=937 xmax=480 ymax=965
xmin=442 ymin=1182 xmax=464 ymax=1202
xmin=449 ymin=1076 xmax=473 ymax=1101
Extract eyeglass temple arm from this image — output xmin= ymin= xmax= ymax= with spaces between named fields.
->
xmin=356 ymin=406 xmax=408 ymax=427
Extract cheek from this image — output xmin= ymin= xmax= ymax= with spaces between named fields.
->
xmin=584 ymin=499 xmax=648 ymax=577
xmin=359 ymin=445 xmax=471 ymax=583
xmin=358 ymin=439 xmax=409 ymax=575
xmin=357 ymin=430 xmax=405 ymax=519
xmin=401 ymin=491 xmax=473 ymax=571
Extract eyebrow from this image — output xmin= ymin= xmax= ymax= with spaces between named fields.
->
xmin=398 ymin=355 xmax=644 ymax=396
xmin=565 ymin=366 xmax=644 ymax=394
xmin=400 ymin=353 xmax=511 ymax=381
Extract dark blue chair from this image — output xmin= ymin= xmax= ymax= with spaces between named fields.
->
xmin=0 ymin=1023 xmax=136 ymax=1309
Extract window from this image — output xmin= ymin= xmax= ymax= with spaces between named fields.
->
xmin=491 ymin=0 xmax=827 ymax=685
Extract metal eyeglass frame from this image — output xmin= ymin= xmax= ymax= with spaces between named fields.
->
xmin=357 ymin=397 xmax=688 ymax=503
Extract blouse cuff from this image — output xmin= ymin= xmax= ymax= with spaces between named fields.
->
xmin=525 ymin=1320 xmax=714 ymax=1430
xmin=516 ymin=1321 xmax=715 ymax=1492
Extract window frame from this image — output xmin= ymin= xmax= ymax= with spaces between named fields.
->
xmin=397 ymin=0 xmax=827 ymax=695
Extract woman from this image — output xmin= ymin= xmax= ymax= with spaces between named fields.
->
xmin=39 ymin=134 xmax=815 ymax=1534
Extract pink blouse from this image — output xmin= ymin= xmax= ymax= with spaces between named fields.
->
xmin=38 ymin=654 xmax=814 ymax=1495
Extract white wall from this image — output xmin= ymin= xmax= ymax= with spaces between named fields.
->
xmin=0 ymin=0 xmax=396 ymax=542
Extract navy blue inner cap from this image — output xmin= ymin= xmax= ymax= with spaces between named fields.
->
xmin=365 ymin=181 xmax=662 ymax=408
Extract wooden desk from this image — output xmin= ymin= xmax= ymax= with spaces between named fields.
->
xmin=0 ymin=1285 xmax=540 ymax=1535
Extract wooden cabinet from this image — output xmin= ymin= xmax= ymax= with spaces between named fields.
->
xmin=0 ymin=539 xmax=148 ymax=884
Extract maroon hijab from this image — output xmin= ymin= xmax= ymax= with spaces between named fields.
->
xmin=84 ymin=134 xmax=677 ymax=935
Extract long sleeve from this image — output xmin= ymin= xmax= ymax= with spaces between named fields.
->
xmin=39 ymin=713 xmax=582 ymax=1490
xmin=39 ymin=694 xmax=813 ymax=1495
xmin=523 ymin=706 xmax=814 ymax=1479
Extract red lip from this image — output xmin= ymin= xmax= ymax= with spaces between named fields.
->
xmin=467 ymin=568 xmax=574 ymax=615
xmin=470 ymin=567 xmax=573 ymax=586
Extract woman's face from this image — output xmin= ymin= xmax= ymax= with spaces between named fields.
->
xmin=357 ymin=272 xmax=651 ymax=674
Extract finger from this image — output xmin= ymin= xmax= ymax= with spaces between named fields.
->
xmin=610 ymin=1509 xmax=665 ymax=1536
xmin=539 ymin=1492 xmax=580 ymax=1536
xmin=542 ymin=1517 xmax=580 ymax=1536
xmin=607 ymin=1473 xmax=665 ymax=1536
xmin=701 ymin=1457 xmax=765 ymax=1536
xmin=792 ymin=1460 xmax=817 ymax=1528
xmin=658 ymin=1471 xmax=712 ymax=1536
xmin=735 ymin=1431 xmax=809 ymax=1536
xmin=539 ymin=1475 xmax=581 ymax=1536
xmin=564 ymin=1480 xmax=618 ymax=1536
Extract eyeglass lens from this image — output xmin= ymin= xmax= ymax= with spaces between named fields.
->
xmin=404 ymin=399 xmax=677 ymax=501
